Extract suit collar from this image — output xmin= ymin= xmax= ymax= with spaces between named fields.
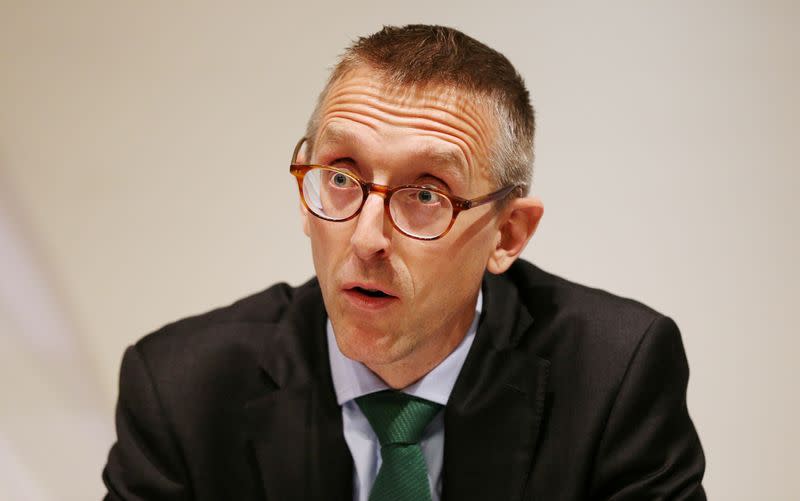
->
xmin=442 ymin=271 xmax=551 ymax=501
xmin=243 ymin=281 xmax=353 ymax=501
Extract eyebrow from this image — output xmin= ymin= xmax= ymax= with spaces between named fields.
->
xmin=413 ymin=146 xmax=467 ymax=185
xmin=424 ymin=147 xmax=465 ymax=169
xmin=316 ymin=125 xmax=362 ymax=152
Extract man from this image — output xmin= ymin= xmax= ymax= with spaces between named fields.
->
xmin=103 ymin=25 xmax=705 ymax=500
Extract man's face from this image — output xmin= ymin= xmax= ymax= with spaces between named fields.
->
xmin=302 ymin=66 xmax=504 ymax=384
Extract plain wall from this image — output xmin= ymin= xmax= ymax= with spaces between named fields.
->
xmin=1 ymin=1 xmax=798 ymax=499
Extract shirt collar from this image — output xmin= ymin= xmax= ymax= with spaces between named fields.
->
xmin=327 ymin=290 xmax=482 ymax=407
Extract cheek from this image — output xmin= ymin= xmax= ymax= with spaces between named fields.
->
xmin=408 ymin=240 xmax=482 ymax=299
xmin=308 ymin=219 xmax=352 ymax=255
xmin=308 ymin=220 xmax=345 ymax=280
xmin=416 ymin=224 xmax=497 ymax=294
xmin=301 ymin=207 xmax=310 ymax=237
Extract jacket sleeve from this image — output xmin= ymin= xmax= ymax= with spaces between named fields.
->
xmin=589 ymin=315 xmax=706 ymax=500
xmin=103 ymin=345 xmax=191 ymax=500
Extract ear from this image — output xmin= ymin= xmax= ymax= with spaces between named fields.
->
xmin=486 ymin=196 xmax=544 ymax=274
xmin=295 ymin=142 xmax=312 ymax=237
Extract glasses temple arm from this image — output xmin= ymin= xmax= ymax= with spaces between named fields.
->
xmin=291 ymin=137 xmax=308 ymax=163
xmin=465 ymin=184 xmax=521 ymax=208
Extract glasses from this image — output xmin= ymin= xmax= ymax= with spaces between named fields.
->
xmin=289 ymin=137 xmax=520 ymax=240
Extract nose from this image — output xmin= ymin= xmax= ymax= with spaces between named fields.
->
xmin=350 ymin=192 xmax=392 ymax=260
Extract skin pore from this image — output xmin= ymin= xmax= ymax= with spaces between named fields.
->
xmin=299 ymin=65 xmax=544 ymax=388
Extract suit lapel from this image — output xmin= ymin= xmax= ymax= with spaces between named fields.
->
xmin=242 ymin=283 xmax=353 ymax=501
xmin=443 ymin=272 xmax=550 ymax=501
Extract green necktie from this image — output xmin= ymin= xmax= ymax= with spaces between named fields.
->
xmin=355 ymin=390 xmax=443 ymax=501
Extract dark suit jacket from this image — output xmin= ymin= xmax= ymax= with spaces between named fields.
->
xmin=103 ymin=260 xmax=705 ymax=500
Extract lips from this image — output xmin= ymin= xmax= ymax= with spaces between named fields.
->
xmin=341 ymin=281 xmax=398 ymax=298
xmin=341 ymin=282 xmax=399 ymax=309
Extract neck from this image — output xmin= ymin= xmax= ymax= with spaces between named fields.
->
xmin=366 ymin=329 xmax=467 ymax=389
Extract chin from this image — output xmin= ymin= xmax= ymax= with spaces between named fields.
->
xmin=334 ymin=325 xmax=405 ymax=366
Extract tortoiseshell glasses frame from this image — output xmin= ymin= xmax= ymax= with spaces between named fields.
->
xmin=289 ymin=137 xmax=521 ymax=241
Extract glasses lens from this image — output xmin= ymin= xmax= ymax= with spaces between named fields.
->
xmin=302 ymin=167 xmax=363 ymax=220
xmin=390 ymin=187 xmax=453 ymax=239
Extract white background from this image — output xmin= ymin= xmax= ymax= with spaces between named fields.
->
xmin=1 ymin=1 xmax=797 ymax=499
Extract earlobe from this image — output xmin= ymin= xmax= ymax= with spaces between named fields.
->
xmin=486 ymin=197 xmax=544 ymax=274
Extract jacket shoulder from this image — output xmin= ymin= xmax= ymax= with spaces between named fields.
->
xmin=504 ymin=262 xmax=705 ymax=498
xmin=133 ymin=278 xmax=319 ymax=359
xmin=508 ymin=259 xmax=665 ymax=333
xmin=503 ymin=259 xmax=678 ymax=378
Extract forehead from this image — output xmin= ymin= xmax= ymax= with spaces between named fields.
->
xmin=314 ymin=66 xmax=496 ymax=186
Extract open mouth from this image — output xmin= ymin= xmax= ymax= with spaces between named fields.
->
xmin=351 ymin=286 xmax=392 ymax=298
xmin=341 ymin=282 xmax=399 ymax=308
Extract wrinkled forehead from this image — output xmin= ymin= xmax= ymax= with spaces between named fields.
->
xmin=312 ymin=66 xmax=498 ymax=185
xmin=320 ymin=65 xmax=494 ymax=119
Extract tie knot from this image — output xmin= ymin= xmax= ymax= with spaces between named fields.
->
xmin=355 ymin=390 xmax=443 ymax=446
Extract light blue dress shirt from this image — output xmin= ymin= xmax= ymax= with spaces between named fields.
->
xmin=326 ymin=291 xmax=482 ymax=501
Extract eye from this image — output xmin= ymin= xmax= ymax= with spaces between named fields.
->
xmin=329 ymin=172 xmax=355 ymax=188
xmin=416 ymin=189 xmax=440 ymax=204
